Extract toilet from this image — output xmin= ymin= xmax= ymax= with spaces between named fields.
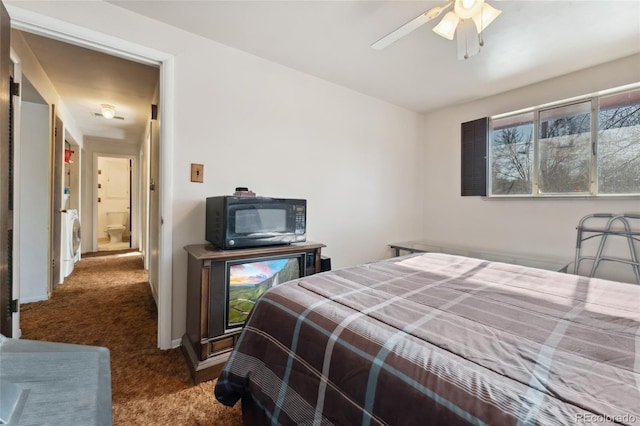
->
xmin=106 ymin=211 xmax=127 ymax=243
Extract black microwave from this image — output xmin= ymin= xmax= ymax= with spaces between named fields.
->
xmin=206 ymin=196 xmax=307 ymax=249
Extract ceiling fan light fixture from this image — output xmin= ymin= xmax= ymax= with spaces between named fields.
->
xmin=472 ymin=3 xmax=502 ymax=33
xmin=453 ymin=0 xmax=485 ymax=20
xmin=101 ymin=104 xmax=116 ymax=119
xmin=433 ymin=11 xmax=460 ymax=40
xmin=370 ymin=0 xmax=502 ymax=58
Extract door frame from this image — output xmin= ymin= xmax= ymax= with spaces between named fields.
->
xmin=9 ymin=47 xmax=21 ymax=337
xmin=52 ymin=114 xmax=63 ymax=288
xmin=9 ymin=9 xmax=175 ymax=349
xmin=93 ymin=153 xmax=137 ymax=251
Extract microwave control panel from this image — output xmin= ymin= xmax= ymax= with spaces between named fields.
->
xmin=295 ymin=206 xmax=306 ymax=235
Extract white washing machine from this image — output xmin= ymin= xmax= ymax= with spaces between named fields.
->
xmin=62 ymin=209 xmax=81 ymax=278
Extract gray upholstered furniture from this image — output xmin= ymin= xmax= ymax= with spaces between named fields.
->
xmin=0 ymin=334 xmax=112 ymax=425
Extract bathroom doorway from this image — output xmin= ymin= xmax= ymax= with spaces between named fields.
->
xmin=96 ymin=155 xmax=132 ymax=251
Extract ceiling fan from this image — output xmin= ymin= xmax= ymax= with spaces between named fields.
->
xmin=371 ymin=0 xmax=502 ymax=59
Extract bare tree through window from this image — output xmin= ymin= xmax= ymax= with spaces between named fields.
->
xmin=598 ymin=90 xmax=640 ymax=194
xmin=491 ymin=113 xmax=533 ymax=195
xmin=489 ymin=87 xmax=640 ymax=196
xmin=538 ymin=102 xmax=591 ymax=194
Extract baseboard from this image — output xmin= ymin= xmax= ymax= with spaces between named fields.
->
xmin=148 ymin=281 xmax=158 ymax=305
xmin=20 ymin=295 xmax=49 ymax=304
xmin=171 ymin=338 xmax=182 ymax=348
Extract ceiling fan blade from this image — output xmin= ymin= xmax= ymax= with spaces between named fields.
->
xmin=371 ymin=2 xmax=452 ymax=50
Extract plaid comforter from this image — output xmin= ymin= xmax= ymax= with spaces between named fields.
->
xmin=215 ymin=253 xmax=640 ymax=425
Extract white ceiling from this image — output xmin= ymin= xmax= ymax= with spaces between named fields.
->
xmin=107 ymin=0 xmax=640 ymax=113
xmin=12 ymin=1 xmax=640 ymax=149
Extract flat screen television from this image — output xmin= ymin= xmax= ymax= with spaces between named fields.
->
xmin=215 ymin=253 xmax=307 ymax=333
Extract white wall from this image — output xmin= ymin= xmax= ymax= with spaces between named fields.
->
xmin=19 ymin=101 xmax=49 ymax=303
xmin=419 ymin=54 xmax=640 ymax=283
xmin=170 ymin=34 xmax=420 ymax=338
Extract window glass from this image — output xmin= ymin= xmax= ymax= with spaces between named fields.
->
xmin=488 ymin=87 xmax=640 ymax=197
xmin=538 ymin=101 xmax=591 ymax=194
xmin=490 ymin=113 xmax=534 ymax=195
xmin=598 ymin=89 xmax=640 ymax=194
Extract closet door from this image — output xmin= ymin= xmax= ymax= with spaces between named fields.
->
xmin=0 ymin=0 xmax=13 ymax=336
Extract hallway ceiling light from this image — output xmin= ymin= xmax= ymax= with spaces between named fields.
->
xmin=101 ymin=104 xmax=116 ymax=119
xmin=95 ymin=104 xmax=124 ymax=120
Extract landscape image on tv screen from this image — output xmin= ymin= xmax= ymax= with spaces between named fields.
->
xmin=227 ymin=257 xmax=300 ymax=327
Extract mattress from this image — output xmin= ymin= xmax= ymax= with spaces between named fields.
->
xmin=215 ymin=252 xmax=640 ymax=425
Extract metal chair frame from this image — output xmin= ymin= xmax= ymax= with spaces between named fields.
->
xmin=574 ymin=213 xmax=640 ymax=284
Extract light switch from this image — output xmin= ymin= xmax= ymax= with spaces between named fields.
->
xmin=191 ymin=163 xmax=204 ymax=183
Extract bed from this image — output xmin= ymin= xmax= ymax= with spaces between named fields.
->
xmin=214 ymin=252 xmax=640 ymax=425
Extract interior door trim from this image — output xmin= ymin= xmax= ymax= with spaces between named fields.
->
xmin=8 ymin=6 xmax=176 ymax=350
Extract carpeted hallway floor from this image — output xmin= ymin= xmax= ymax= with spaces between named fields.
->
xmin=19 ymin=251 xmax=243 ymax=425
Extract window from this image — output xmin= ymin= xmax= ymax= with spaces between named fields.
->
xmin=538 ymin=101 xmax=591 ymax=194
xmin=488 ymin=87 xmax=640 ymax=197
xmin=490 ymin=112 xmax=533 ymax=195
xmin=598 ymin=91 xmax=640 ymax=194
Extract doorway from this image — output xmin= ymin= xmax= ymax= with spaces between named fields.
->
xmin=9 ymin=11 xmax=174 ymax=349
xmin=96 ymin=156 xmax=132 ymax=252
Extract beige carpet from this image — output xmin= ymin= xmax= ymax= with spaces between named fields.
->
xmin=20 ymin=251 xmax=243 ymax=426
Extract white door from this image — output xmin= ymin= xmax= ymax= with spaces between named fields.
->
xmin=0 ymin=1 xmax=13 ymax=336
xmin=10 ymin=54 xmax=22 ymax=337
